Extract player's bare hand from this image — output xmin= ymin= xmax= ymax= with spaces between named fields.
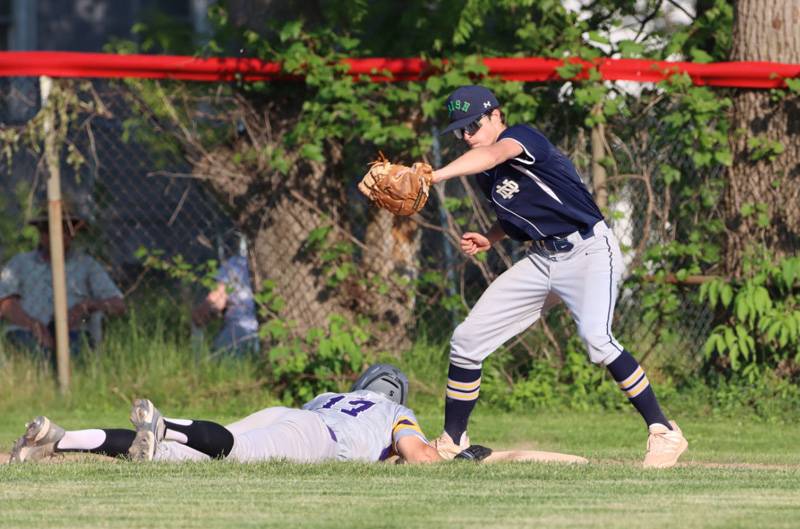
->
xmin=460 ymin=232 xmax=491 ymax=255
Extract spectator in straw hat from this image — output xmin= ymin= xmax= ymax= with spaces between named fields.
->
xmin=0 ymin=201 xmax=126 ymax=359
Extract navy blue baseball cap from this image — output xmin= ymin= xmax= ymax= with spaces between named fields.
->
xmin=441 ymin=85 xmax=500 ymax=135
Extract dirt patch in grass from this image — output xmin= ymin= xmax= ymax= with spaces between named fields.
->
xmin=0 ymin=452 xmax=115 ymax=464
xmin=2 ymin=451 xmax=797 ymax=470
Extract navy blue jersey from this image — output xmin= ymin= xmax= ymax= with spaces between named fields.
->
xmin=476 ymin=124 xmax=603 ymax=241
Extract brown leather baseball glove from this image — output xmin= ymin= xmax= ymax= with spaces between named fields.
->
xmin=358 ymin=154 xmax=433 ymax=216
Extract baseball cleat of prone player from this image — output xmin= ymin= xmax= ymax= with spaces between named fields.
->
xmin=429 ymin=85 xmax=688 ymax=469
xmin=9 ymin=364 xmax=445 ymax=464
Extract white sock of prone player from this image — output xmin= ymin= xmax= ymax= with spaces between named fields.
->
xmin=162 ymin=418 xmax=235 ymax=459
xmin=57 ymin=429 xmax=136 ymax=457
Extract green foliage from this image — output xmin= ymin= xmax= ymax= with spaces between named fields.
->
xmin=785 ymin=78 xmax=800 ymax=93
xmin=662 ymin=0 xmax=733 ymax=60
xmin=134 ymin=246 xmax=219 ymax=291
xmin=134 ymin=250 xmax=374 ymax=403
xmin=658 ymin=77 xmax=732 ymax=169
xmin=482 ymin=336 xmax=625 ymax=413
xmin=701 ymin=256 xmax=800 ymax=378
xmin=0 ymin=80 xmax=101 ymax=175
xmin=264 ymin=313 xmax=369 ymax=404
xmin=300 ymin=225 xmax=361 ymax=288
xmin=0 ymin=181 xmax=40 ymax=259
xmin=0 ymin=303 xmax=274 ymax=417
xmin=97 ymin=0 xmax=795 ymax=408
xmin=746 ymin=135 xmax=785 ymax=162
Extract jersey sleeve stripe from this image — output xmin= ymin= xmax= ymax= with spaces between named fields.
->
xmin=392 ymin=416 xmax=427 ymax=450
xmin=392 ymin=416 xmax=423 ymax=436
xmin=503 ymin=137 xmax=536 ymax=165
xmin=510 ymin=164 xmax=564 ymax=205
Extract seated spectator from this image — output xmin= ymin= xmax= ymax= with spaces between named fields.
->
xmin=191 ymin=252 xmax=259 ymax=356
xmin=0 ymin=208 xmax=126 ymax=359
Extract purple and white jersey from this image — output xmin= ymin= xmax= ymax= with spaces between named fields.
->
xmin=303 ymin=390 xmax=426 ymax=462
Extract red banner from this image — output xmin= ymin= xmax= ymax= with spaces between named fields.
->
xmin=0 ymin=51 xmax=797 ymax=89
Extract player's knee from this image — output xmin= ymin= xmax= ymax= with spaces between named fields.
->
xmin=450 ymin=321 xmax=476 ymax=350
xmin=449 ymin=322 xmax=484 ymax=368
xmin=449 ymin=354 xmax=482 ymax=370
xmin=579 ymin=330 xmax=620 ymax=364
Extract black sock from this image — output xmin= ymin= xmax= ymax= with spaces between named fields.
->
xmin=164 ymin=420 xmax=234 ymax=458
xmin=607 ymin=350 xmax=671 ymax=429
xmin=54 ymin=429 xmax=136 ymax=458
xmin=443 ymin=364 xmax=482 ymax=442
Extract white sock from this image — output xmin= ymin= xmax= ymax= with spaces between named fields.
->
xmin=164 ymin=417 xmax=192 ymax=443
xmin=56 ymin=429 xmax=107 ymax=451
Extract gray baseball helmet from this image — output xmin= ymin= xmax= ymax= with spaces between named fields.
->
xmin=351 ymin=363 xmax=409 ymax=406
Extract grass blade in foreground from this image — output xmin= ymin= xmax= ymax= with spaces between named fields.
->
xmin=1 ymin=461 xmax=798 ymax=529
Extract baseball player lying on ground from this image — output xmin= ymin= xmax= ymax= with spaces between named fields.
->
xmin=9 ymin=364 xmax=443 ymax=464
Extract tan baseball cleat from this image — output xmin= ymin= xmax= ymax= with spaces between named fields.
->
xmin=431 ymin=431 xmax=470 ymax=460
xmin=643 ymin=420 xmax=688 ymax=469
xmin=128 ymin=398 xmax=165 ymax=462
xmin=9 ymin=416 xmax=66 ymax=463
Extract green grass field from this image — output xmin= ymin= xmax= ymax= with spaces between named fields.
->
xmin=3 ymin=460 xmax=799 ymax=529
xmin=2 ymin=409 xmax=799 ymax=529
xmin=2 ymin=334 xmax=799 ymax=528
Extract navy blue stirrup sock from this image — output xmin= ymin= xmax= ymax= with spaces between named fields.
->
xmin=54 ymin=429 xmax=136 ymax=458
xmin=164 ymin=420 xmax=235 ymax=458
xmin=443 ymin=364 xmax=482 ymax=441
xmin=607 ymin=350 xmax=671 ymax=429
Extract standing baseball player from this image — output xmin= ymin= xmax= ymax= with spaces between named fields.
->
xmin=9 ymin=364 xmax=441 ymax=464
xmin=429 ymin=85 xmax=688 ymax=468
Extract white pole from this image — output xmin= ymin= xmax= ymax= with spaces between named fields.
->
xmin=40 ymin=75 xmax=70 ymax=393
xmin=591 ymin=104 xmax=608 ymax=211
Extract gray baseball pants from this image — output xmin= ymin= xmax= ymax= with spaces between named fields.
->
xmin=450 ymin=221 xmax=625 ymax=369
xmin=155 ymin=407 xmax=337 ymax=463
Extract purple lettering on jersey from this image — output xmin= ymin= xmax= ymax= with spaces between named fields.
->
xmin=318 ymin=395 xmax=376 ymax=417
xmin=321 ymin=395 xmax=345 ymax=409
xmin=340 ymin=399 xmax=375 ymax=417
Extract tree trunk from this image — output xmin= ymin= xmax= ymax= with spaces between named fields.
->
xmin=249 ymin=192 xmax=346 ymax=334
xmin=196 ymin=145 xmax=356 ymax=336
xmin=140 ymin=83 xmax=421 ymax=351
xmin=724 ymin=0 xmax=800 ymax=276
xmin=363 ymin=210 xmax=420 ymax=354
xmin=193 ymin=131 xmax=418 ymax=351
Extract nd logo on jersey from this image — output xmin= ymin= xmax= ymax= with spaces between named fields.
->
xmin=495 ymin=178 xmax=520 ymax=200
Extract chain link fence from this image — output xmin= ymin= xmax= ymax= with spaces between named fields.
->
xmin=0 ymin=77 xmax=714 ymax=375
